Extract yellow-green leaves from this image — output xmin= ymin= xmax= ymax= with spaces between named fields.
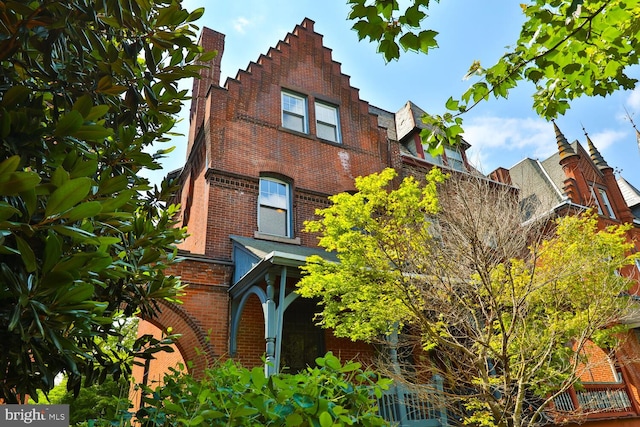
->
xmin=300 ymin=169 xmax=637 ymax=427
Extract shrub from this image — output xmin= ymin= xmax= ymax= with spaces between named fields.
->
xmin=133 ymin=352 xmax=391 ymax=426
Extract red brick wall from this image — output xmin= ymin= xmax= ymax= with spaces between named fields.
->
xmin=147 ymin=18 xmax=393 ymax=382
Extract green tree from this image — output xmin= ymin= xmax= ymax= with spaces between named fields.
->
xmin=0 ymin=0 xmax=213 ymax=402
xmin=298 ymin=169 xmax=638 ymax=427
xmin=346 ymin=0 xmax=640 ymax=148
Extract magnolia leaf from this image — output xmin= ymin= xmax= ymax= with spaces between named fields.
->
xmin=61 ymin=201 xmax=102 ymax=222
xmin=15 ymin=235 xmax=36 ymax=272
xmin=56 ymin=283 xmax=95 ymax=305
xmin=55 ymin=110 xmax=84 ymax=137
xmin=0 ymin=172 xmax=41 ymax=196
xmin=72 ymin=95 xmax=93 ymax=118
xmin=1 ymin=85 xmax=30 ymax=107
xmin=73 ymin=124 xmax=114 ymax=141
xmin=0 ymin=155 xmax=20 ymax=178
xmin=45 ymin=177 xmax=93 ymax=218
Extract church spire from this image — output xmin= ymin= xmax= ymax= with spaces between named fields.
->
xmin=553 ymin=120 xmax=576 ymax=160
xmin=583 ymin=125 xmax=610 ymax=171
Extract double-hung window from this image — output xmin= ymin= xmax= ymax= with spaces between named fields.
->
xmin=282 ymin=91 xmax=307 ymax=133
xmin=258 ymin=178 xmax=291 ymax=237
xmin=315 ymin=102 xmax=340 ymax=143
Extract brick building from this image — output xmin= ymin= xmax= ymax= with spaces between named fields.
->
xmin=490 ymin=123 xmax=640 ymax=426
xmin=134 ymin=17 xmax=640 ymax=427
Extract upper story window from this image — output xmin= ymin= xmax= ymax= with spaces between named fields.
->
xmin=589 ymin=185 xmax=616 ymax=219
xmin=315 ymin=101 xmax=340 ymax=143
xmin=258 ymin=177 xmax=291 ymax=237
xmin=444 ymin=146 xmax=465 ymax=171
xmin=421 ymin=144 xmax=443 ymax=165
xmin=282 ymin=91 xmax=307 ymax=133
xmin=598 ymin=188 xmax=616 ymax=219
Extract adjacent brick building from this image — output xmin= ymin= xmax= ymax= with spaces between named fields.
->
xmin=135 ymin=17 xmax=640 ymax=427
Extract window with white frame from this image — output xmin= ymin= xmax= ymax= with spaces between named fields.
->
xmin=444 ymin=146 xmax=465 ymax=171
xmin=598 ymin=188 xmax=616 ymax=219
xmin=258 ymin=177 xmax=291 ymax=237
xmin=315 ymin=101 xmax=340 ymax=142
xmin=282 ymin=91 xmax=307 ymax=133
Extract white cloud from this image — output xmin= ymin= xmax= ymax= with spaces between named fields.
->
xmin=587 ymin=129 xmax=626 ymax=152
xmin=461 ymin=115 xmax=629 ymax=175
xmin=233 ymin=17 xmax=251 ymax=34
xmin=626 ymin=87 xmax=640 ymax=111
xmin=462 ymin=116 xmax=553 ymax=173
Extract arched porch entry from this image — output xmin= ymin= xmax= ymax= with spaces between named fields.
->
xmin=136 ymin=299 xmax=216 ymax=376
xmin=228 ymin=235 xmax=336 ymax=375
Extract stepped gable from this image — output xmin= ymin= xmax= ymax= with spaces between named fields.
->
xmin=222 ymin=18 xmax=376 ymax=132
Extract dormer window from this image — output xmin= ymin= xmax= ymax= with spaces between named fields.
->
xmin=589 ymin=185 xmax=616 ymax=219
xmin=598 ymin=188 xmax=616 ymax=219
xmin=444 ymin=146 xmax=465 ymax=171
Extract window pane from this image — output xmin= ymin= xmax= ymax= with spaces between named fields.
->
xmin=315 ymin=103 xmax=337 ymax=125
xmin=283 ymin=94 xmax=305 ymax=115
xmin=598 ymin=188 xmax=616 ymax=218
xmin=317 ymin=122 xmax=337 ymax=141
xmin=260 ymin=179 xmax=287 ymax=209
xmin=283 ymin=112 xmax=304 ymax=133
xmin=259 ymin=206 xmax=287 ymax=236
xmin=445 ymin=147 xmax=464 ymax=171
xmin=421 ymin=145 xmax=442 ymax=165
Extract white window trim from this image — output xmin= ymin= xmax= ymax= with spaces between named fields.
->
xmin=281 ymin=91 xmax=308 ymax=133
xmin=258 ymin=177 xmax=292 ymax=238
xmin=598 ymin=188 xmax=616 ymax=219
xmin=315 ymin=101 xmax=341 ymax=143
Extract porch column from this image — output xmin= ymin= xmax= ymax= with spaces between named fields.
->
xmin=264 ymin=272 xmax=277 ymax=376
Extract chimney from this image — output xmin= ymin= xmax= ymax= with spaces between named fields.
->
xmin=189 ymin=27 xmax=225 ymax=146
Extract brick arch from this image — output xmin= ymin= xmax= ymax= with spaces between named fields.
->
xmin=143 ymin=299 xmax=217 ymax=376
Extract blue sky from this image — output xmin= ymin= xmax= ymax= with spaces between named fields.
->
xmin=147 ymin=0 xmax=640 ymax=190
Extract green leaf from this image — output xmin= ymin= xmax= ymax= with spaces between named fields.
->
xmin=0 ymin=172 xmax=41 ymax=196
xmin=285 ymin=413 xmax=304 ymax=426
xmin=85 ymin=105 xmax=110 ymax=122
xmin=0 ymin=202 xmax=21 ymax=221
xmin=73 ymin=124 xmax=114 ymax=141
xmin=55 ymin=110 xmax=84 ymax=137
xmin=43 ymin=233 xmax=62 ymax=274
xmin=45 ymin=177 xmax=93 ymax=218
xmin=56 ymin=283 xmax=95 ymax=305
xmin=1 ymin=85 xmax=30 ymax=107
xmin=293 ymin=393 xmax=314 ymax=409
xmin=15 ymin=235 xmax=36 ymax=272
xmin=72 ymin=95 xmax=93 ymax=118
xmin=0 ymin=155 xmax=20 ymax=178
xmin=61 ymin=201 xmax=102 ymax=222
xmin=319 ymin=411 xmax=333 ymax=427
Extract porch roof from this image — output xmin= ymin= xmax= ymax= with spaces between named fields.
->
xmin=229 ymin=235 xmax=336 ymax=298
